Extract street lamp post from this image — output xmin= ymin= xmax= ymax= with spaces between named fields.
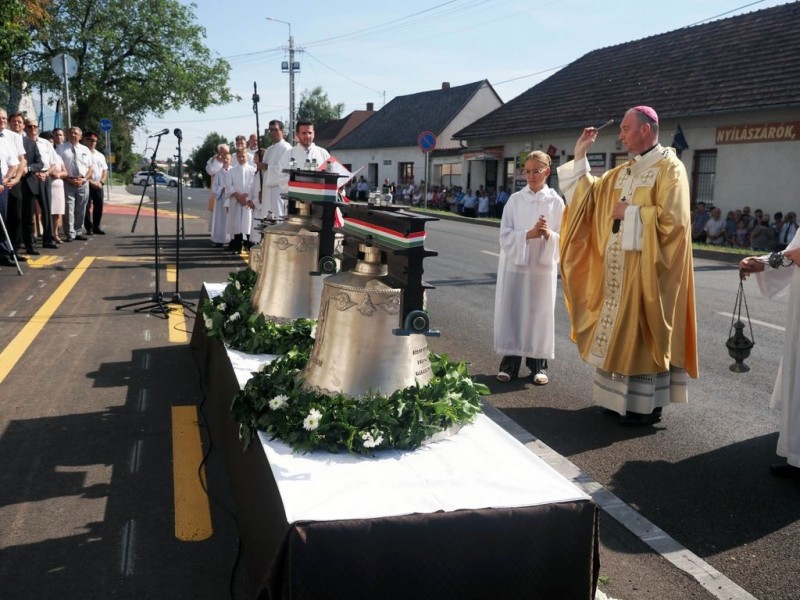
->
xmin=267 ymin=17 xmax=296 ymax=141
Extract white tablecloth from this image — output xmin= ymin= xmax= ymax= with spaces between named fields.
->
xmin=206 ymin=282 xmax=590 ymax=525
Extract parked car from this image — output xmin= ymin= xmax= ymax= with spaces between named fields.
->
xmin=133 ymin=171 xmax=179 ymax=187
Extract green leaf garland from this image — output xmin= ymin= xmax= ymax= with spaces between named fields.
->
xmin=203 ymin=268 xmax=487 ymax=455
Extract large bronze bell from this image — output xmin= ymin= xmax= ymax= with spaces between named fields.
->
xmin=301 ymin=244 xmax=433 ymax=397
xmin=251 ymin=202 xmax=341 ymax=320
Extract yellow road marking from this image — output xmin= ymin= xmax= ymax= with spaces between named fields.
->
xmin=171 ymin=406 xmax=213 ymax=541
xmin=25 ymin=255 xmax=62 ymax=268
xmin=166 ymin=264 xmax=176 ymax=282
xmin=167 ymin=303 xmax=189 ymax=343
xmin=0 ymin=256 xmax=95 ymax=385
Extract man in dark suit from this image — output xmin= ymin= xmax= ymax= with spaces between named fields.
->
xmin=8 ymin=112 xmax=45 ymax=255
xmin=24 ymin=117 xmax=57 ymax=248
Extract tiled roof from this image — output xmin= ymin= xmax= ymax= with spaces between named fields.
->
xmin=455 ymin=2 xmax=800 ymax=139
xmin=332 ymin=80 xmax=490 ymax=149
xmin=315 ymin=109 xmax=376 ymax=149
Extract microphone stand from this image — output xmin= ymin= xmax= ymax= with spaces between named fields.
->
xmin=116 ymin=133 xmax=171 ymax=318
xmin=171 ymin=129 xmax=194 ymax=311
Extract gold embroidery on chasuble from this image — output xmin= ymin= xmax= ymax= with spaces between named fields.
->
xmin=591 ymin=232 xmax=624 ymax=360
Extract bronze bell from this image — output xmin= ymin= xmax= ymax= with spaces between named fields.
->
xmin=726 ymin=277 xmax=755 ymax=373
xmin=300 ymin=244 xmax=433 ymax=397
xmin=251 ymin=202 xmax=342 ymax=320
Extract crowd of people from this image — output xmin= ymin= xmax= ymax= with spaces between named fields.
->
xmin=361 ymin=179 xmax=511 ymax=219
xmin=204 ymin=119 xmax=328 ymax=254
xmin=692 ymin=201 xmax=798 ymax=251
xmin=0 ymin=108 xmax=108 ymax=269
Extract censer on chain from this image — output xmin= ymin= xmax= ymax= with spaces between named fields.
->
xmin=726 ymin=271 xmax=755 ymax=372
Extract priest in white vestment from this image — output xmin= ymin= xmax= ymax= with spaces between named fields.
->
xmin=494 ymin=151 xmax=564 ymax=385
xmin=263 ymin=120 xmax=291 ymax=218
xmin=740 ymin=231 xmax=800 ymax=476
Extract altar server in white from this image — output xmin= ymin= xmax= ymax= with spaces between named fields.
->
xmin=740 ymin=230 xmax=800 ymax=477
xmin=494 ymin=151 xmax=564 ymax=385
xmin=224 ymin=149 xmax=255 ymax=253
xmin=209 ymin=151 xmax=230 ymax=247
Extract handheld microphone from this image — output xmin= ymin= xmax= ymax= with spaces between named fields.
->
xmin=148 ymin=128 xmax=169 ymax=138
xmin=173 ymin=128 xmax=183 ymax=141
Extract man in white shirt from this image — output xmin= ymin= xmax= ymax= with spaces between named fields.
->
xmin=83 ymin=131 xmax=108 ymax=234
xmin=288 ymin=120 xmax=330 ymax=168
xmin=0 ymin=114 xmax=22 ymax=265
xmin=703 ymin=206 xmax=726 ymax=246
xmin=57 ymin=126 xmax=94 ymax=241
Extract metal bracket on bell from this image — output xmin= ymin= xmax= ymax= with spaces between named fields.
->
xmin=392 ymin=309 xmax=441 ymax=337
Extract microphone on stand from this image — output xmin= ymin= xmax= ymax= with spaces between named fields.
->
xmin=173 ymin=128 xmax=183 ymax=141
xmin=148 ymin=128 xmax=170 ymax=138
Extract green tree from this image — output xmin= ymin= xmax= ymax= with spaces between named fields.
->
xmin=1 ymin=0 xmax=51 ymax=87
xmin=187 ymin=132 xmax=229 ymax=188
xmin=15 ymin=0 xmax=236 ymax=178
xmin=296 ymin=86 xmax=345 ymax=129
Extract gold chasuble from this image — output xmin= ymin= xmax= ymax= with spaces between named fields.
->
xmin=558 ymin=145 xmax=699 ymax=392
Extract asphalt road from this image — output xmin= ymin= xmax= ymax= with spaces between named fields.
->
xmin=0 ymin=185 xmax=796 ymax=600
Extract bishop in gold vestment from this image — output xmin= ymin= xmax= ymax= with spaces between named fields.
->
xmin=557 ymin=106 xmax=699 ymax=424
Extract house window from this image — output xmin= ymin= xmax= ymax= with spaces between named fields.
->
xmin=692 ymin=150 xmax=717 ymax=206
xmin=435 ymin=163 xmax=462 ymax=188
xmin=611 ymin=153 xmax=629 ymax=168
xmin=398 ymin=162 xmax=414 ymax=185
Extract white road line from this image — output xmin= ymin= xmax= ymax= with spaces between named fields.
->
xmin=129 ymin=439 xmax=143 ymax=475
xmin=481 ymin=250 xmax=500 ymax=257
xmin=143 ymin=329 xmax=151 ymax=342
xmin=718 ymin=311 xmax=785 ymax=332
xmin=119 ymin=518 xmax=136 ymax=577
xmin=484 ymin=404 xmax=758 ymax=600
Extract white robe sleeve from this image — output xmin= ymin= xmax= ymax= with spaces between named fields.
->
xmin=499 ymin=207 xmax=530 ymax=267
xmin=755 ymin=230 xmax=800 ymax=298
xmin=556 ymin=157 xmax=591 ymax=205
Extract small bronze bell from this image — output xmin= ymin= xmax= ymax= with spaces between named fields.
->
xmin=726 ymin=276 xmax=755 ymax=372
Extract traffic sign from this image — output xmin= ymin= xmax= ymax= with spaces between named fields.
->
xmin=51 ymin=54 xmax=77 ymax=77
xmin=418 ymin=131 xmax=437 ymax=153
xmin=100 ymin=118 xmax=112 ymax=132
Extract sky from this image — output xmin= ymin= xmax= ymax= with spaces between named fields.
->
xmin=134 ymin=0 xmax=791 ymax=159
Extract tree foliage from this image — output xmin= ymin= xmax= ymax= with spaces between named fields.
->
xmin=0 ymin=0 xmax=51 ymax=82
xmin=12 ymin=0 xmax=236 ymax=175
xmin=187 ymin=132 xmax=230 ymax=188
xmin=296 ymin=86 xmax=345 ymax=129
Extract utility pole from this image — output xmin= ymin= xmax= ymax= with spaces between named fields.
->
xmin=268 ymin=17 xmax=297 ymax=141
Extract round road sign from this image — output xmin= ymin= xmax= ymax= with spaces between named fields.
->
xmin=418 ymin=131 xmax=437 ymax=153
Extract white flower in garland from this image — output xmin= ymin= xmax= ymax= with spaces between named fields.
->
xmin=217 ymin=302 xmax=227 ymax=312
xmin=229 ymin=311 xmax=241 ymax=322
xmin=361 ymin=431 xmax=384 ymax=449
xmin=269 ymin=394 xmax=289 ymax=410
xmin=203 ymin=314 xmax=213 ymax=329
xmin=310 ymin=323 xmax=317 ymax=339
xmin=234 ymin=280 xmax=241 ymax=291
xmin=303 ymin=408 xmax=323 ymax=431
